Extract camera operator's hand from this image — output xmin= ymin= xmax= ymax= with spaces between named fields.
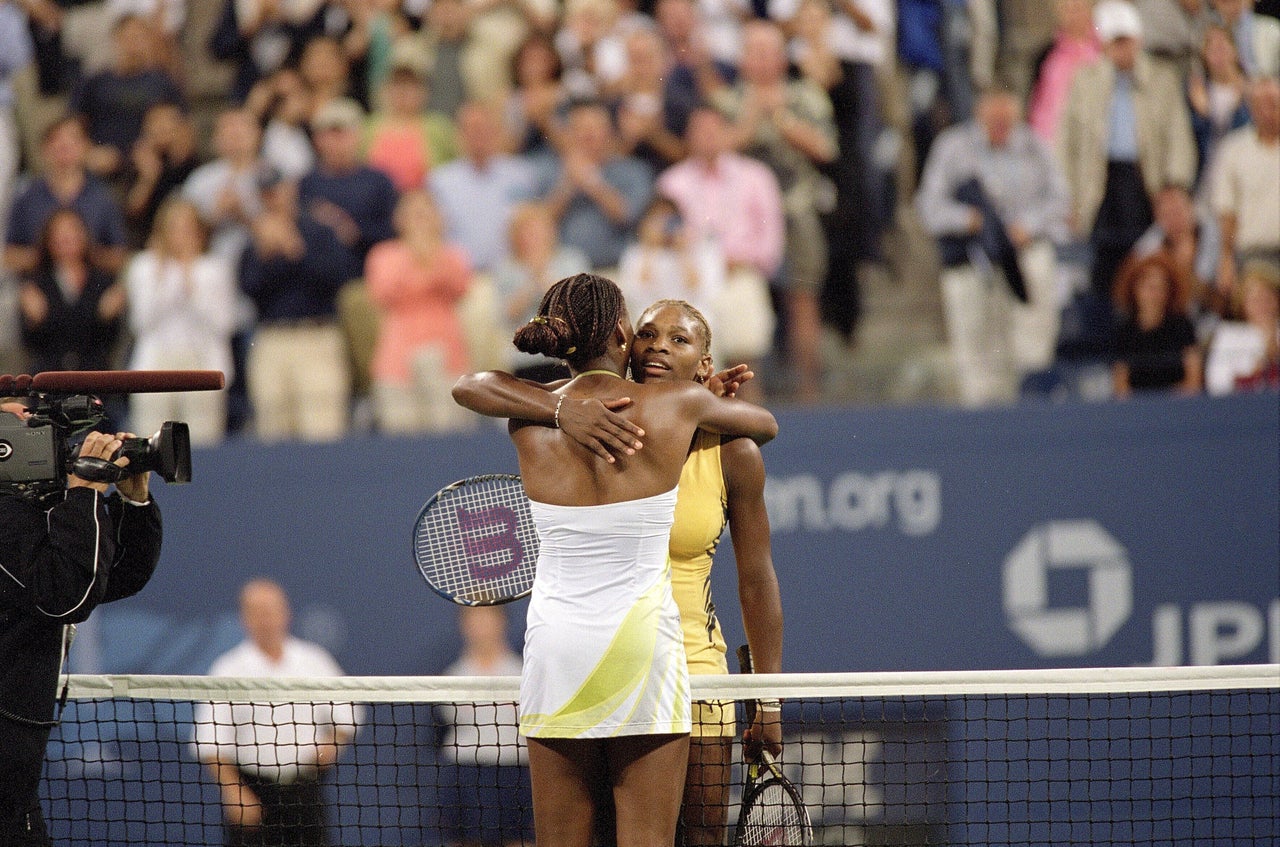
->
xmin=113 ymin=432 xmax=151 ymax=503
xmin=68 ymin=432 xmax=124 ymax=494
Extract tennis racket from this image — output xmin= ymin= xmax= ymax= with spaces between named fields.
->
xmin=733 ymin=644 xmax=812 ymax=846
xmin=412 ymin=474 xmax=539 ymax=606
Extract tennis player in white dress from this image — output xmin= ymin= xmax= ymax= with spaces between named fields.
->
xmin=459 ymin=272 xmax=776 ymax=847
xmin=521 ymin=489 xmax=689 ymax=738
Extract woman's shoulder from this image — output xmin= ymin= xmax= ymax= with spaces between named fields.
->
xmin=633 ymin=378 xmax=703 ymax=401
xmin=716 ymin=433 xmax=767 ymax=497
xmin=718 ymin=433 xmax=763 ymax=463
xmin=718 ymin=433 xmax=764 ymax=475
xmin=624 ymin=380 xmax=705 ymax=429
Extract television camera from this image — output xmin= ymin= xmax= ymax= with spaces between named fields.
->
xmin=0 ymin=370 xmax=222 ymax=502
xmin=0 ymin=393 xmax=190 ymax=502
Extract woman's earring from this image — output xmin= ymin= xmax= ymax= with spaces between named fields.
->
xmin=621 ymin=342 xmax=627 ymax=352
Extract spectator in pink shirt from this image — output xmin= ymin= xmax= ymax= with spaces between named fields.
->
xmin=657 ymin=105 xmax=784 ymax=397
xmin=1028 ymin=0 xmax=1101 ymax=148
xmin=365 ymin=189 xmax=474 ymax=434
xmin=657 ymin=107 xmax=785 ymax=279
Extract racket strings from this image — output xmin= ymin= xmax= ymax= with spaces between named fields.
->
xmin=414 ymin=476 xmax=539 ymax=605
xmin=739 ymin=780 xmax=809 ymax=845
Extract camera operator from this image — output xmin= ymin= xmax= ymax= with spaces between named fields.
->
xmin=0 ymin=398 xmax=163 ymax=846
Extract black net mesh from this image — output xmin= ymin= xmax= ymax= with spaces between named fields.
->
xmin=41 ymin=673 xmax=1279 ymax=846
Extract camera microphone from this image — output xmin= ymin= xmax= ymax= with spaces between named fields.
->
xmin=1 ymin=372 xmax=211 ymax=490
xmin=0 ymin=374 xmax=33 ymax=394
xmin=28 ymin=370 xmax=225 ymax=394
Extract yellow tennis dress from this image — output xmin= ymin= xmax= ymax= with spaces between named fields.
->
xmin=670 ymin=429 xmax=735 ymax=738
xmin=519 ymin=488 xmax=691 ymax=738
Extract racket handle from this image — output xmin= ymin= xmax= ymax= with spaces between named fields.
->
xmin=738 ymin=644 xmax=755 ymax=725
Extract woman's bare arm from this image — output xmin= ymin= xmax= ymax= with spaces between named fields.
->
xmin=453 ymin=370 xmax=644 ymax=461
xmin=685 ymin=385 xmax=778 ymax=444
xmin=723 ymin=436 xmax=783 ymax=756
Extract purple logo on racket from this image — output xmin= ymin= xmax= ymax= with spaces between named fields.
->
xmin=457 ymin=505 xmax=524 ymax=580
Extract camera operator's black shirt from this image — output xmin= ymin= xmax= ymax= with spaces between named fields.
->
xmin=0 ymin=487 xmax=161 ymax=841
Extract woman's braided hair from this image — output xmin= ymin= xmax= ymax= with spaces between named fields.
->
xmin=513 ymin=273 xmax=626 ymax=368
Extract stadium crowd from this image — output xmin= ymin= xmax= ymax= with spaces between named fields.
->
xmin=0 ymin=0 xmax=1276 ymax=443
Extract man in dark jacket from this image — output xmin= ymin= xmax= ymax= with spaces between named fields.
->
xmin=0 ymin=400 xmax=163 ymax=846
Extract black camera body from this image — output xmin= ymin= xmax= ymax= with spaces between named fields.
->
xmin=0 ymin=393 xmax=191 ymax=500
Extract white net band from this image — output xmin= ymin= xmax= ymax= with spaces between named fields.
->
xmin=64 ymin=663 xmax=1280 ymax=702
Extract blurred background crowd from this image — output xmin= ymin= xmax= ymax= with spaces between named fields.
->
xmin=0 ymin=0 xmax=1276 ymax=444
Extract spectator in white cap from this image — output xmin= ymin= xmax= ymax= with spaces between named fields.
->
xmin=1058 ymin=0 xmax=1197 ymax=352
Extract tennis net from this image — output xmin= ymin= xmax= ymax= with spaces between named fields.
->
xmin=45 ymin=665 xmax=1278 ymax=846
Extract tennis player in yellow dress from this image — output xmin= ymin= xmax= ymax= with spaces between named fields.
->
xmin=632 ymin=300 xmax=783 ymax=846
xmin=454 ymin=298 xmax=784 ymax=846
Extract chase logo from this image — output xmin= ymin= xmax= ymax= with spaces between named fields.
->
xmin=1003 ymin=520 xmax=1132 ymax=657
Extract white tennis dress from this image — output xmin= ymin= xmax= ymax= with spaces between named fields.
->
xmin=519 ymin=488 xmax=691 ymax=738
